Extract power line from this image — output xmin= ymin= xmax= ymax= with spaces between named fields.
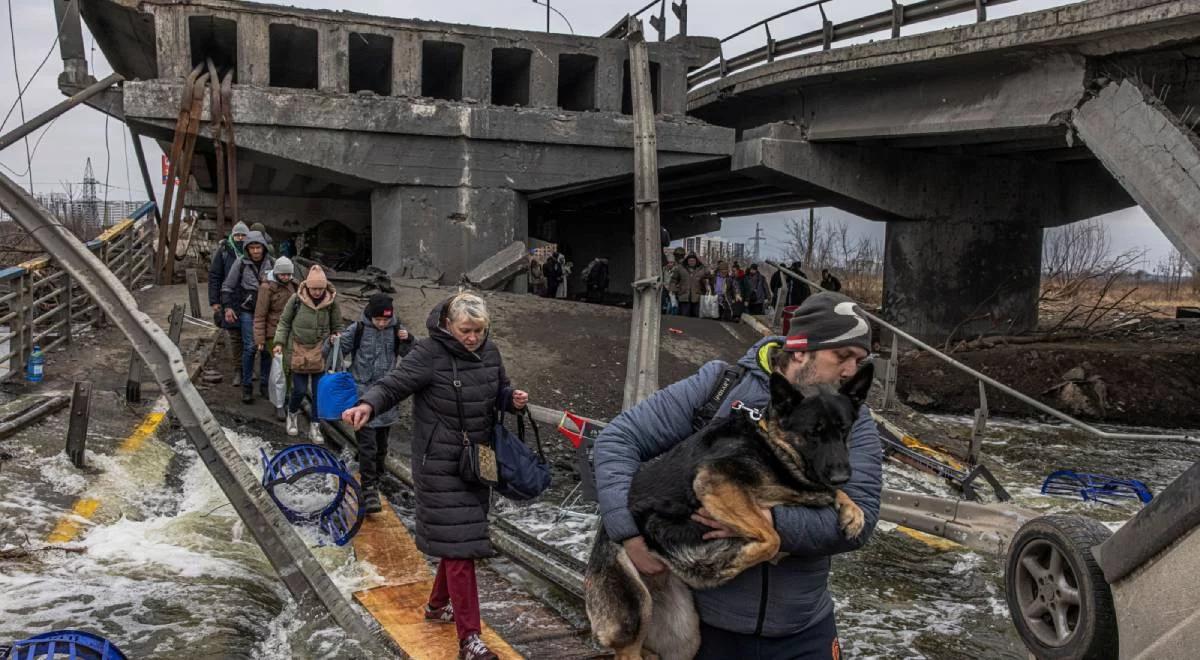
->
xmin=6 ymin=0 xmax=34 ymax=192
xmin=0 ymin=0 xmax=72 ymax=134
xmin=0 ymin=115 xmax=58 ymax=178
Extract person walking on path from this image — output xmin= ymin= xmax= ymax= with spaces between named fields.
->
xmin=821 ymin=269 xmax=843 ymax=292
xmin=541 ymin=252 xmax=563 ymax=299
xmin=253 ymin=256 xmax=299 ymax=420
xmin=274 ymin=265 xmax=341 ymax=441
xmin=341 ymin=293 xmax=530 ymax=660
xmin=336 ymin=293 xmax=414 ymax=514
xmin=770 ymin=260 xmax=813 ymax=308
xmin=208 ymin=221 xmax=249 ymax=385
xmin=221 ymin=230 xmax=275 ymax=403
xmin=593 ymin=292 xmax=882 ymax=659
xmin=741 ymin=263 xmax=770 ymax=315
xmin=713 ymin=261 xmax=743 ymax=322
xmin=670 ymin=252 xmax=710 ymax=318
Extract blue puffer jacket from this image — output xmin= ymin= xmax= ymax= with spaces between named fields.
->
xmin=593 ymin=336 xmax=883 ymax=637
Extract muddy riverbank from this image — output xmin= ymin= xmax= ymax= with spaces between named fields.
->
xmin=896 ymin=318 xmax=1200 ymax=428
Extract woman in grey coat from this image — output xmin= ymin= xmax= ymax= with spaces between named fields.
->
xmin=342 ymin=293 xmax=529 ymax=660
xmin=335 ymin=293 xmax=413 ymax=513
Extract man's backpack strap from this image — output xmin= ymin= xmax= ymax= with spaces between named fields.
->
xmin=691 ymin=362 xmax=750 ymax=432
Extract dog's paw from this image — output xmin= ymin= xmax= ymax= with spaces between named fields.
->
xmin=835 ymin=492 xmax=865 ymax=539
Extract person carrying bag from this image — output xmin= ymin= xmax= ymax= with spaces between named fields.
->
xmin=340 ymin=293 xmax=530 ymax=660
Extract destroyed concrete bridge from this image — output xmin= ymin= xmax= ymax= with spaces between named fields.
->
xmin=61 ymin=0 xmax=1200 ymax=343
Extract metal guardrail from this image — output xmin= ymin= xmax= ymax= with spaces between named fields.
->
xmin=0 ymin=173 xmax=398 ymax=655
xmin=0 ymin=201 xmax=156 ymax=379
xmin=766 ymin=261 xmax=1200 ymax=447
xmin=687 ymin=0 xmax=1017 ymax=88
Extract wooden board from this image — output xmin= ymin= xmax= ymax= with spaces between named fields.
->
xmin=351 ymin=495 xmax=524 ymax=659
xmin=355 ymin=582 xmax=522 ymax=660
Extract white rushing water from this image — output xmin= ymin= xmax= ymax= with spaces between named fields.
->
xmin=0 ymin=428 xmax=381 ymax=659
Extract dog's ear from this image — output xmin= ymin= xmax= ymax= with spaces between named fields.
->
xmin=839 ymin=362 xmax=874 ymax=409
xmin=769 ymin=372 xmax=803 ymax=416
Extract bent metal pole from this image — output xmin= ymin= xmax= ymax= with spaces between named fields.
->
xmin=0 ymin=172 xmax=399 ymax=655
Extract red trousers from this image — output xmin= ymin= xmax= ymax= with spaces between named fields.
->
xmin=429 ymin=558 xmax=481 ymax=641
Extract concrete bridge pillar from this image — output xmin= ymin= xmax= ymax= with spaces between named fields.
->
xmin=733 ymin=123 xmax=1088 ymax=342
xmin=371 ymin=186 xmax=527 ymax=282
xmin=883 ymin=218 xmax=1042 ymax=342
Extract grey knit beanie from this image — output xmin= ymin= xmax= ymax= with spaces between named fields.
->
xmin=783 ymin=292 xmax=871 ymax=354
xmin=232 ymin=221 xmax=250 ymax=236
xmin=273 ymin=256 xmax=294 ymax=275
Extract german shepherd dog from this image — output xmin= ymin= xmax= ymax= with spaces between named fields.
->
xmin=585 ymin=364 xmax=873 ymax=660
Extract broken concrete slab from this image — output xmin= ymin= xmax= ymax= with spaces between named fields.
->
xmin=1073 ymin=79 xmax=1200 ymax=269
xmin=464 ymin=241 xmax=528 ymax=290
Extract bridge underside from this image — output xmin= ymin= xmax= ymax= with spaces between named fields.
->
xmin=682 ymin=0 xmax=1200 ymax=341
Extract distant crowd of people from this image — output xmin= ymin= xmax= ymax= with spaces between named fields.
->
xmin=661 ymin=246 xmax=843 ymax=321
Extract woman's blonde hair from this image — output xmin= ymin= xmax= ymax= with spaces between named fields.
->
xmin=446 ymin=292 xmax=490 ymax=328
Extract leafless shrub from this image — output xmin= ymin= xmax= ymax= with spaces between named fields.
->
xmin=782 ymin=214 xmax=883 ymax=306
xmin=1040 ymin=220 xmax=1151 ymax=332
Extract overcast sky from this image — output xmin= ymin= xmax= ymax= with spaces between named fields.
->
xmin=0 ymin=0 xmax=1179 ymax=268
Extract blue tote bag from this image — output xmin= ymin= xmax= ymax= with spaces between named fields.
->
xmin=316 ymin=335 xmax=358 ymax=421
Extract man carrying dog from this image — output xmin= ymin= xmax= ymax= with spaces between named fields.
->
xmin=594 ymin=291 xmax=883 ymax=658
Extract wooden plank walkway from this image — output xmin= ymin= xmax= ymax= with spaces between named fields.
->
xmin=351 ymin=495 xmax=523 ymax=659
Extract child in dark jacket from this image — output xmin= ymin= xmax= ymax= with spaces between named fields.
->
xmin=338 ymin=294 xmax=414 ymax=513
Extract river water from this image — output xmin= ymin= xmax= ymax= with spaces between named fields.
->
xmin=2 ymin=411 xmax=1197 ymax=658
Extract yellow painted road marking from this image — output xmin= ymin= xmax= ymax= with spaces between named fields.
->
xmin=118 ymin=411 xmax=166 ymax=453
xmin=897 ymin=525 xmax=963 ymax=551
xmin=43 ymin=404 xmax=168 ymax=545
xmin=46 ymin=498 xmax=100 ymax=544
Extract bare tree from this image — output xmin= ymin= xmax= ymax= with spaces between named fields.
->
xmin=1040 ymin=220 xmax=1149 ymax=332
xmin=782 ymin=214 xmax=883 ymax=305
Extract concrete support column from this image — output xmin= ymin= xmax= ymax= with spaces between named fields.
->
xmin=154 ymin=8 xmax=190 ymax=79
xmin=463 ymin=42 xmax=490 ymax=103
xmin=319 ymin=24 xmax=349 ymax=93
xmin=53 ymin=0 xmax=88 ymax=85
xmin=371 ymin=186 xmax=528 ymax=280
xmin=596 ymin=50 xmax=623 ymax=113
xmin=657 ymin=60 xmax=685 ymax=116
xmin=237 ymin=14 xmax=270 ymax=86
xmin=1074 ymin=79 xmax=1200 ymax=268
xmin=529 ymin=49 xmax=558 ymax=109
xmin=883 ymin=218 xmax=1042 ymax=342
xmin=393 ymin=32 xmax=421 ymax=98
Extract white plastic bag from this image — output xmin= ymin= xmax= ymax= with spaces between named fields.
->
xmin=699 ymin=292 xmax=720 ymax=319
xmin=668 ymin=292 xmax=679 ymax=315
xmin=268 ymin=353 xmax=287 ymax=408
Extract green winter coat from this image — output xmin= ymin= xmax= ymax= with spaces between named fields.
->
xmin=273 ymin=282 xmax=341 ymax=372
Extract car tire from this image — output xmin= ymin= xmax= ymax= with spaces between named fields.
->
xmin=1004 ymin=514 xmax=1118 ymax=659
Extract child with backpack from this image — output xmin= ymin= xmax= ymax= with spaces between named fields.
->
xmin=338 ymin=293 xmax=414 ymax=513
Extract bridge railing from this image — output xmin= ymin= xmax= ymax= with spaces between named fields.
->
xmin=0 ymin=201 xmax=156 ymax=380
xmin=687 ymin=0 xmax=1017 ymax=89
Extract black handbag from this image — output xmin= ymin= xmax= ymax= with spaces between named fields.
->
xmin=492 ymin=406 xmax=551 ymax=501
xmin=450 ymin=357 xmax=499 ymax=487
